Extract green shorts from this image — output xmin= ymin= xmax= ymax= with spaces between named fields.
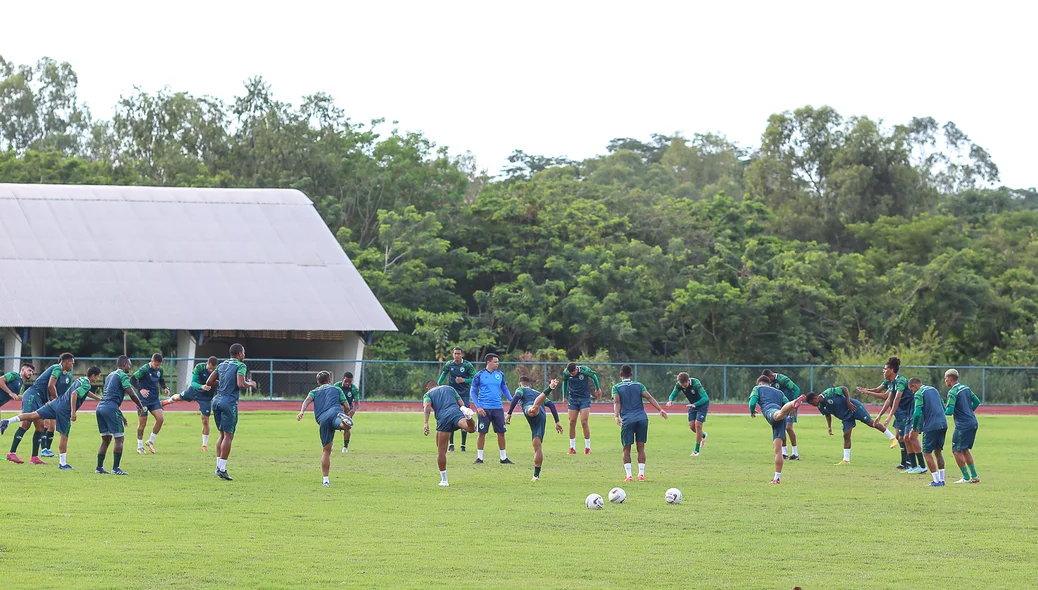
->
xmin=525 ymin=409 xmax=546 ymax=441
xmin=317 ymin=409 xmax=345 ymax=447
xmin=179 ymin=387 xmax=214 ymax=416
xmin=893 ymin=410 xmax=910 ymax=435
xmin=21 ymin=390 xmax=45 ymax=413
xmin=687 ymin=402 xmax=709 ymax=423
xmin=96 ymin=403 xmax=125 ymax=437
xmin=212 ymin=398 xmax=239 ymax=435
xmin=841 ymin=404 xmax=873 ymax=432
xmin=435 ymin=408 xmax=465 ymax=433
xmin=763 ymin=407 xmax=785 ymax=440
xmin=36 ymin=400 xmax=74 ymax=436
xmin=620 ymin=417 xmax=648 ymax=447
xmin=923 ymin=428 xmax=947 ymax=453
xmin=951 ymin=427 xmax=977 ymax=451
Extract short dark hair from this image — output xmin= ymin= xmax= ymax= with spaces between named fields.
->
xmin=229 ymin=343 xmax=244 ymax=357
xmin=566 ymin=362 xmax=577 ymax=373
xmin=620 ymin=364 xmax=633 ymax=378
xmin=424 ymin=380 xmax=437 ymax=389
xmin=117 ymin=355 xmax=130 ymax=368
xmin=886 ymin=356 xmax=901 ymax=373
xmin=484 ymin=353 xmax=499 ymax=363
xmin=316 ymin=371 xmax=332 ymax=384
xmin=805 ymin=392 xmax=821 ymax=404
xmin=677 ymin=372 xmax=689 ymax=383
xmin=87 ymin=366 xmax=102 ymax=377
xmin=908 ymin=377 xmax=923 ymax=387
xmin=344 ymin=372 xmax=354 ymax=379
xmin=59 ymin=352 xmax=74 ymax=362
xmin=519 ymin=376 xmax=532 ymax=384
xmin=452 ymin=347 xmax=464 ymax=354
xmin=152 ymin=353 xmax=163 ymax=363
xmin=756 ymin=375 xmax=771 ymax=385
xmin=207 ymin=356 xmax=219 ymax=366
xmin=20 ymin=362 xmax=34 ymax=370
xmin=761 ymin=369 xmax=776 ymax=380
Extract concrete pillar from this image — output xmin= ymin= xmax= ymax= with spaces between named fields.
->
xmin=3 ymin=328 xmax=23 ymax=373
xmin=30 ymin=327 xmax=46 ymax=362
xmin=177 ymin=330 xmax=198 ymax=393
xmin=343 ymin=332 xmax=365 ymax=381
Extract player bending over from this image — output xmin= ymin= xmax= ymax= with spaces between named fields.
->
xmin=805 ymin=387 xmax=896 ymax=465
xmin=666 ymin=372 xmax=709 ymax=456
xmin=162 ymin=356 xmax=218 ymax=451
xmin=506 ymin=376 xmax=563 ymax=481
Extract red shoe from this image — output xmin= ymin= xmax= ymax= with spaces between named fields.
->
xmin=584 ymin=447 xmax=591 ymax=455
xmin=768 ymin=478 xmax=781 ymax=484
xmin=568 ymin=448 xmax=576 ymax=455
xmin=624 ymin=475 xmax=633 ymax=482
xmin=637 ymin=474 xmax=646 ymax=481
xmin=29 ymin=456 xmax=46 ymax=465
xmin=201 ymin=445 xmax=208 ymax=452
xmin=6 ymin=452 xmax=23 ymax=464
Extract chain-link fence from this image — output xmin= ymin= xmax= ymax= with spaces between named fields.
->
xmin=3 ymin=357 xmax=1038 ymax=404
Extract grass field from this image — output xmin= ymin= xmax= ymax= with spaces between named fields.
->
xmin=0 ymin=411 xmax=1035 ymax=589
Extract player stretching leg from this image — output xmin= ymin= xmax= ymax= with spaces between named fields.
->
xmin=506 ymin=377 xmax=562 ymax=481
xmin=762 ymin=370 xmax=801 ymax=460
xmin=162 ymin=356 xmax=218 ymax=451
xmin=131 ymin=353 xmax=169 ymax=454
xmin=858 ymin=356 xmax=918 ymax=470
xmin=296 ymin=371 xmax=354 ymax=487
xmin=805 ymin=387 xmax=896 ymax=464
xmin=749 ymin=376 xmax=805 ymax=484
xmin=423 ymin=381 xmax=476 ymax=486
xmin=7 ymin=354 xmax=73 ymax=464
xmin=665 ymin=372 xmax=709 ymax=456
xmin=205 ymin=344 xmax=256 ymax=481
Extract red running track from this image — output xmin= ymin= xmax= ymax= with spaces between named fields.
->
xmin=76 ymin=401 xmax=1038 ymax=415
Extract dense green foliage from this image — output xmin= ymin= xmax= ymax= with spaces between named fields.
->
xmin=0 ymin=411 xmax=1033 ymax=589
xmin=3 ymin=54 xmax=1038 ymax=365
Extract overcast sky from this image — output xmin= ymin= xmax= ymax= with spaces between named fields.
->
xmin=4 ymin=1 xmax=1034 ymax=188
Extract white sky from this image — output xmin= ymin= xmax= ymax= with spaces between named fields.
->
xmin=4 ymin=1 xmax=1035 ymax=188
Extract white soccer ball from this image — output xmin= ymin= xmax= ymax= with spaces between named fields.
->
xmin=665 ymin=488 xmax=683 ymax=504
xmin=585 ymin=493 xmax=604 ymax=510
xmin=460 ymin=407 xmax=475 ymax=419
xmin=608 ymin=487 xmax=626 ymax=504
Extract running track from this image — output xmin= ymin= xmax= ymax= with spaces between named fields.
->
xmin=73 ymin=401 xmax=1038 ymax=415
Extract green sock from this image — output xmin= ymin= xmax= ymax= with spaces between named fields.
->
xmin=45 ymin=431 xmax=54 ymax=450
xmin=960 ymin=466 xmax=970 ymax=480
xmin=694 ymin=443 xmax=701 ymax=453
xmin=968 ymin=463 xmax=977 ymax=478
xmin=10 ymin=426 xmax=26 ymax=453
xmin=916 ymin=453 xmax=925 ymax=468
xmin=534 ymin=466 xmax=541 ymax=477
xmin=31 ymin=431 xmax=42 ymax=457
xmin=344 ymin=439 xmax=350 ymax=449
xmin=908 ymin=453 xmax=917 ymax=468
xmin=97 ymin=454 xmax=105 ymax=470
xmin=113 ymin=452 xmax=122 ymax=469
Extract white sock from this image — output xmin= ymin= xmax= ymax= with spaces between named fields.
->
xmin=148 ymin=433 xmax=156 ymax=444
xmin=624 ymin=463 xmax=632 ymax=477
xmin=202 ymin=434 xmax=209 ymax=446
xmin=570 ymin=439 xmax=576 ymax=449
xmin=584 ymin=439 xmax=591 ymax=449
xmin=440 ymin=470 xmax=448 ymax=483
xmin=323 ymin=476 xmax=329 ymax=484
xmin=59 ymin=453 xmax=67 ymax=466
xmin=884 ymin=429 xmax=896 ymax=440
xmin=781 ymin=446 xmax=787 ymax=455
xmin=499 ymin=449 xmax=507 ymax=461
xmin=843 ymin=449 xmax=851 ymax=462
xmin=791 ymin=446 xmax=798 ymax=456
xmin=938 ymin=468 xmax=945 ymax=482
xmin=931 ymin=471 xmax=940 ymax=483
xmin=217 ymin=458 xmax=227 ymax=471
xmin=137 ymin=439 xmax=144 ymax=448
xmin=477 ymin=449 xmax=484 ymax=460
xmin=638 ymin=463 xmax=645 ymax=476
xmin=774 ymin=471 xmax=781 ymax=480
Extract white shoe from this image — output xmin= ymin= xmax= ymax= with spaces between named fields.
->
xmin=691 ymin=451 xmax=700 ymax=457
xmin=438 ymin=480 xmax=449 ymax=487
xmin=953 ymin=478 xmax=970 ymax=484
xmin=531 ymin=476 xmax=539 ymax=481
xmin=341 ymin=447 xmax=348 ymax=453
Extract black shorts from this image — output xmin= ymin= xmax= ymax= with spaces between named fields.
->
xmin=477 ymin=408 xmax=506 ymax=434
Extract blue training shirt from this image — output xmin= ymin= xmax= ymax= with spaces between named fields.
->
xmin=469 ymin=370 xmax=512 ymax=410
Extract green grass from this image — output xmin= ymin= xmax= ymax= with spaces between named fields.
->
xmin=0 ymin=411 xmax=1034 ymax=589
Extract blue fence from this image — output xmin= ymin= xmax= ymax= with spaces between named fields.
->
xmin=3 ymin=357 xmax=1037 ymax=404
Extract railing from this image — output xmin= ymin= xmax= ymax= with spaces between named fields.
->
xmin=3 ymin=357 xmax=1038 ymax=405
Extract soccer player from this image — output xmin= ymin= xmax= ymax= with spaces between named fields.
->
xmin=749 ymin=376 xmax=805 ymax=484
xmin=423 ymin=380 xmax=477 ymax=486
xmin=437 ymin=347 xmax=476 ymax=452
xmin=6 ymin=353 xmax=74 ymax=464
xmin=943 ymin=369 xmax=980 ymax=484
xmin=505 ymin=376 xmax=563 ymax=481
xmin=131 ymin=353 xmax=170 ymax=454
xmin=204 ymin=343 xmax=256 ymax=481
xmin=162 ymin=356 xmax=219 ymax=451
xmin=665 ymin=372 xmax=709 ymax=456
xmin=0 ymin=363 xmax=34 ymax=419
xmin=805 ymin=386 xmax=897 ymax=464
xmin=337 ymin=372 xmax=359 ymax=453
xmin=762 ymin=369 xmax=801 ymax=460
xmin=612 ymin=364 xmax=668 ymax=482
xmin=857 ymin=356 xmax=922 ymax=471
xmin=561 ymin=362 xmax=601 ymax=454
xmin=1 ymin=367 xmax=103 ymax=470
xmin=907 ymin=377 xmax=949 ymax=487
xmin=96 ymin=356 xmax=146 ymax=475
xmin=296 ymin=371 xmax=354 ymax=487
xmin=40 ymin=354 xmax=76 ymax=458
xmin=469 ymin=353 xmax=513 ymax=465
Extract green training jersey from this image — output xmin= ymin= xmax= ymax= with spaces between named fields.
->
xmin=669 ymin=379 xmax=708 ymax=405
xmin=945 ymin=383 xmax=979 ymax=429
xmin=562 ymin=366 xmax=600 ymax=399
xmin=437 ymin=360 xmax=476 ymax=394
xmin=215 ymin=358 xmax=248 ymax=403
xmin=335 ymin=382 xmax=359 ymax=409
xmin=513 ymin=386 xmax=546 ymax=413
xmin=749 ymin=385 xmax=789 ymax=414
xmin=100 ymin=369 xmax=133 ymax=406
xmin=881 ymin=375 xmax=911 ymax=413
xmin=612 ymin=379 xmax=648 ymax=422
xmin=424 ymin=385 xmax=462 ymax=415
xmin=912 ymin=385 xmax=948 ymax=431
xmin=59 ymin=376 xmax=94 ymax=411
xmin=308 ymin=383 xmax=347 ymax=421
xmin=772 ymin=373 xmax=800 ymax=399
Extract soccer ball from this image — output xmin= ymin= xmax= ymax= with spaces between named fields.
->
xmin=585 ymin=493 xmax=604 ymax=510
xmin=460 ymin=407 xmax=475 ymax=419
xmin=665 ymin=488 xmax=683 ymax=504
xmin=608 ymin=487 xmax=626 ymax=504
